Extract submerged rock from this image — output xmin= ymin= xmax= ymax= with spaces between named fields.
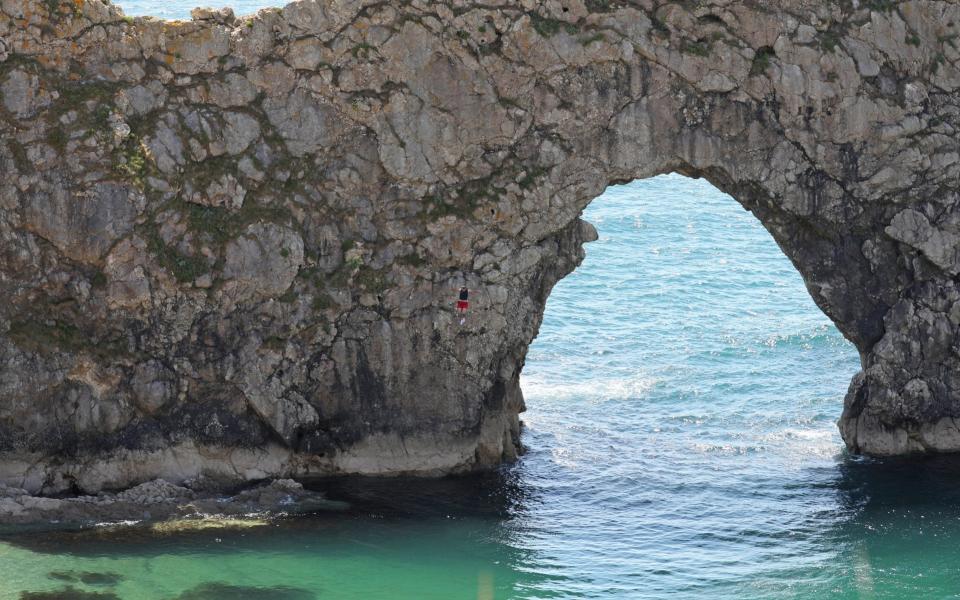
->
xmin=1 ymin=0 xmax=960 ymax=505
xmin=172 ymin=583 xmax=315 ymax=600
xmin=0 ymin=479 xmax=345 ymax=527
xmin=48 ymin=572 xmax=123 ymax=586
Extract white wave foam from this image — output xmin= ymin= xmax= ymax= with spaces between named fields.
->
xmin=772 ymin=428 xmax=843 ymax=456
xmin=688 ymin=428 xmax=842 ymax=459
xmin=520 ymin=373 xmax=657 ymax=402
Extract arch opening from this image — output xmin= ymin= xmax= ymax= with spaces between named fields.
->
xmin=521 ymin=174 xmax=860 ymax=462
xmin=507 ymin=175 xmax=947 ymax=598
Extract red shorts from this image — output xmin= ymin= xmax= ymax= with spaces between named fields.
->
xmin=456 ymin=300 xmax=469 ymax=310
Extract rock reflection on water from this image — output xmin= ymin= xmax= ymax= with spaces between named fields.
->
xmin=170 ymin=582 xmax=315 ymax=600
xmin=21 ymin=588 xmax=120 ymax=600
xmin=827 ymin=455 xmax=960 ymax=594
xmin=19 ymin=582 xmax=317 ymax=600
xmin=48 ymin=571 xmax=123 ymax=586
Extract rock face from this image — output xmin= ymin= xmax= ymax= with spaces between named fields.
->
xmin=1 ymin=0 xmax=960 ymax=495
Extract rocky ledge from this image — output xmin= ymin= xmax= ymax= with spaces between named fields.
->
xmin=0 ymin=478 xmax=343 ymax=526
xmin=1 ymin=0 xmax=960 ymax=499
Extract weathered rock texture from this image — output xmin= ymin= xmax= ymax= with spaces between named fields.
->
xmin=1 ymin=0 xmax=960 ymax=494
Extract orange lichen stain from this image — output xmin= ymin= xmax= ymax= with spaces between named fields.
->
xmin=73 ymin=0 xmax=84 ymax=9
xmin=164 ymin=20 xmax=190 ymax=31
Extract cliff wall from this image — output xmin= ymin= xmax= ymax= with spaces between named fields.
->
xmin=2 ymin=0 xmax=960 ymax=494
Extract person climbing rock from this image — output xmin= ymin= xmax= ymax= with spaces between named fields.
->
xmin=456 ymin=287 xmax=469 ymax=325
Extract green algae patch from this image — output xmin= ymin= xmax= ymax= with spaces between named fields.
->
xmin=149 ymin=515 xmax=270 ymax=534
xmin=8 ymin=319 xmax=84 ymax=355
xmin=173 ymin=582 xmax=315 ymax=600
xmin=145 ymin=227 xmax=210 ymax=283
xmin=112 ymin=136 xmax=149 ymax=189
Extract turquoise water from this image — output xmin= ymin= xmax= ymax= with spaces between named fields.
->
xmin=7 ymin=3 xmax=959 ymax=591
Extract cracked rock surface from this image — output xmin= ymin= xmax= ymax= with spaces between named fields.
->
xmin=2 ymin=0 xmax=960 ymax=497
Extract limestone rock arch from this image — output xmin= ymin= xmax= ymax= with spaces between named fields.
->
xmin=1 ymin=0 xmax=959 ymax=493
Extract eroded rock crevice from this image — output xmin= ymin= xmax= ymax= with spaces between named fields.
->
xmin=2 ymin=0 xmax=960 ymax=495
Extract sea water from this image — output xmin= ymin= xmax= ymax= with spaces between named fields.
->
xmin=4 ymin=3 xmax=959 ymax=594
